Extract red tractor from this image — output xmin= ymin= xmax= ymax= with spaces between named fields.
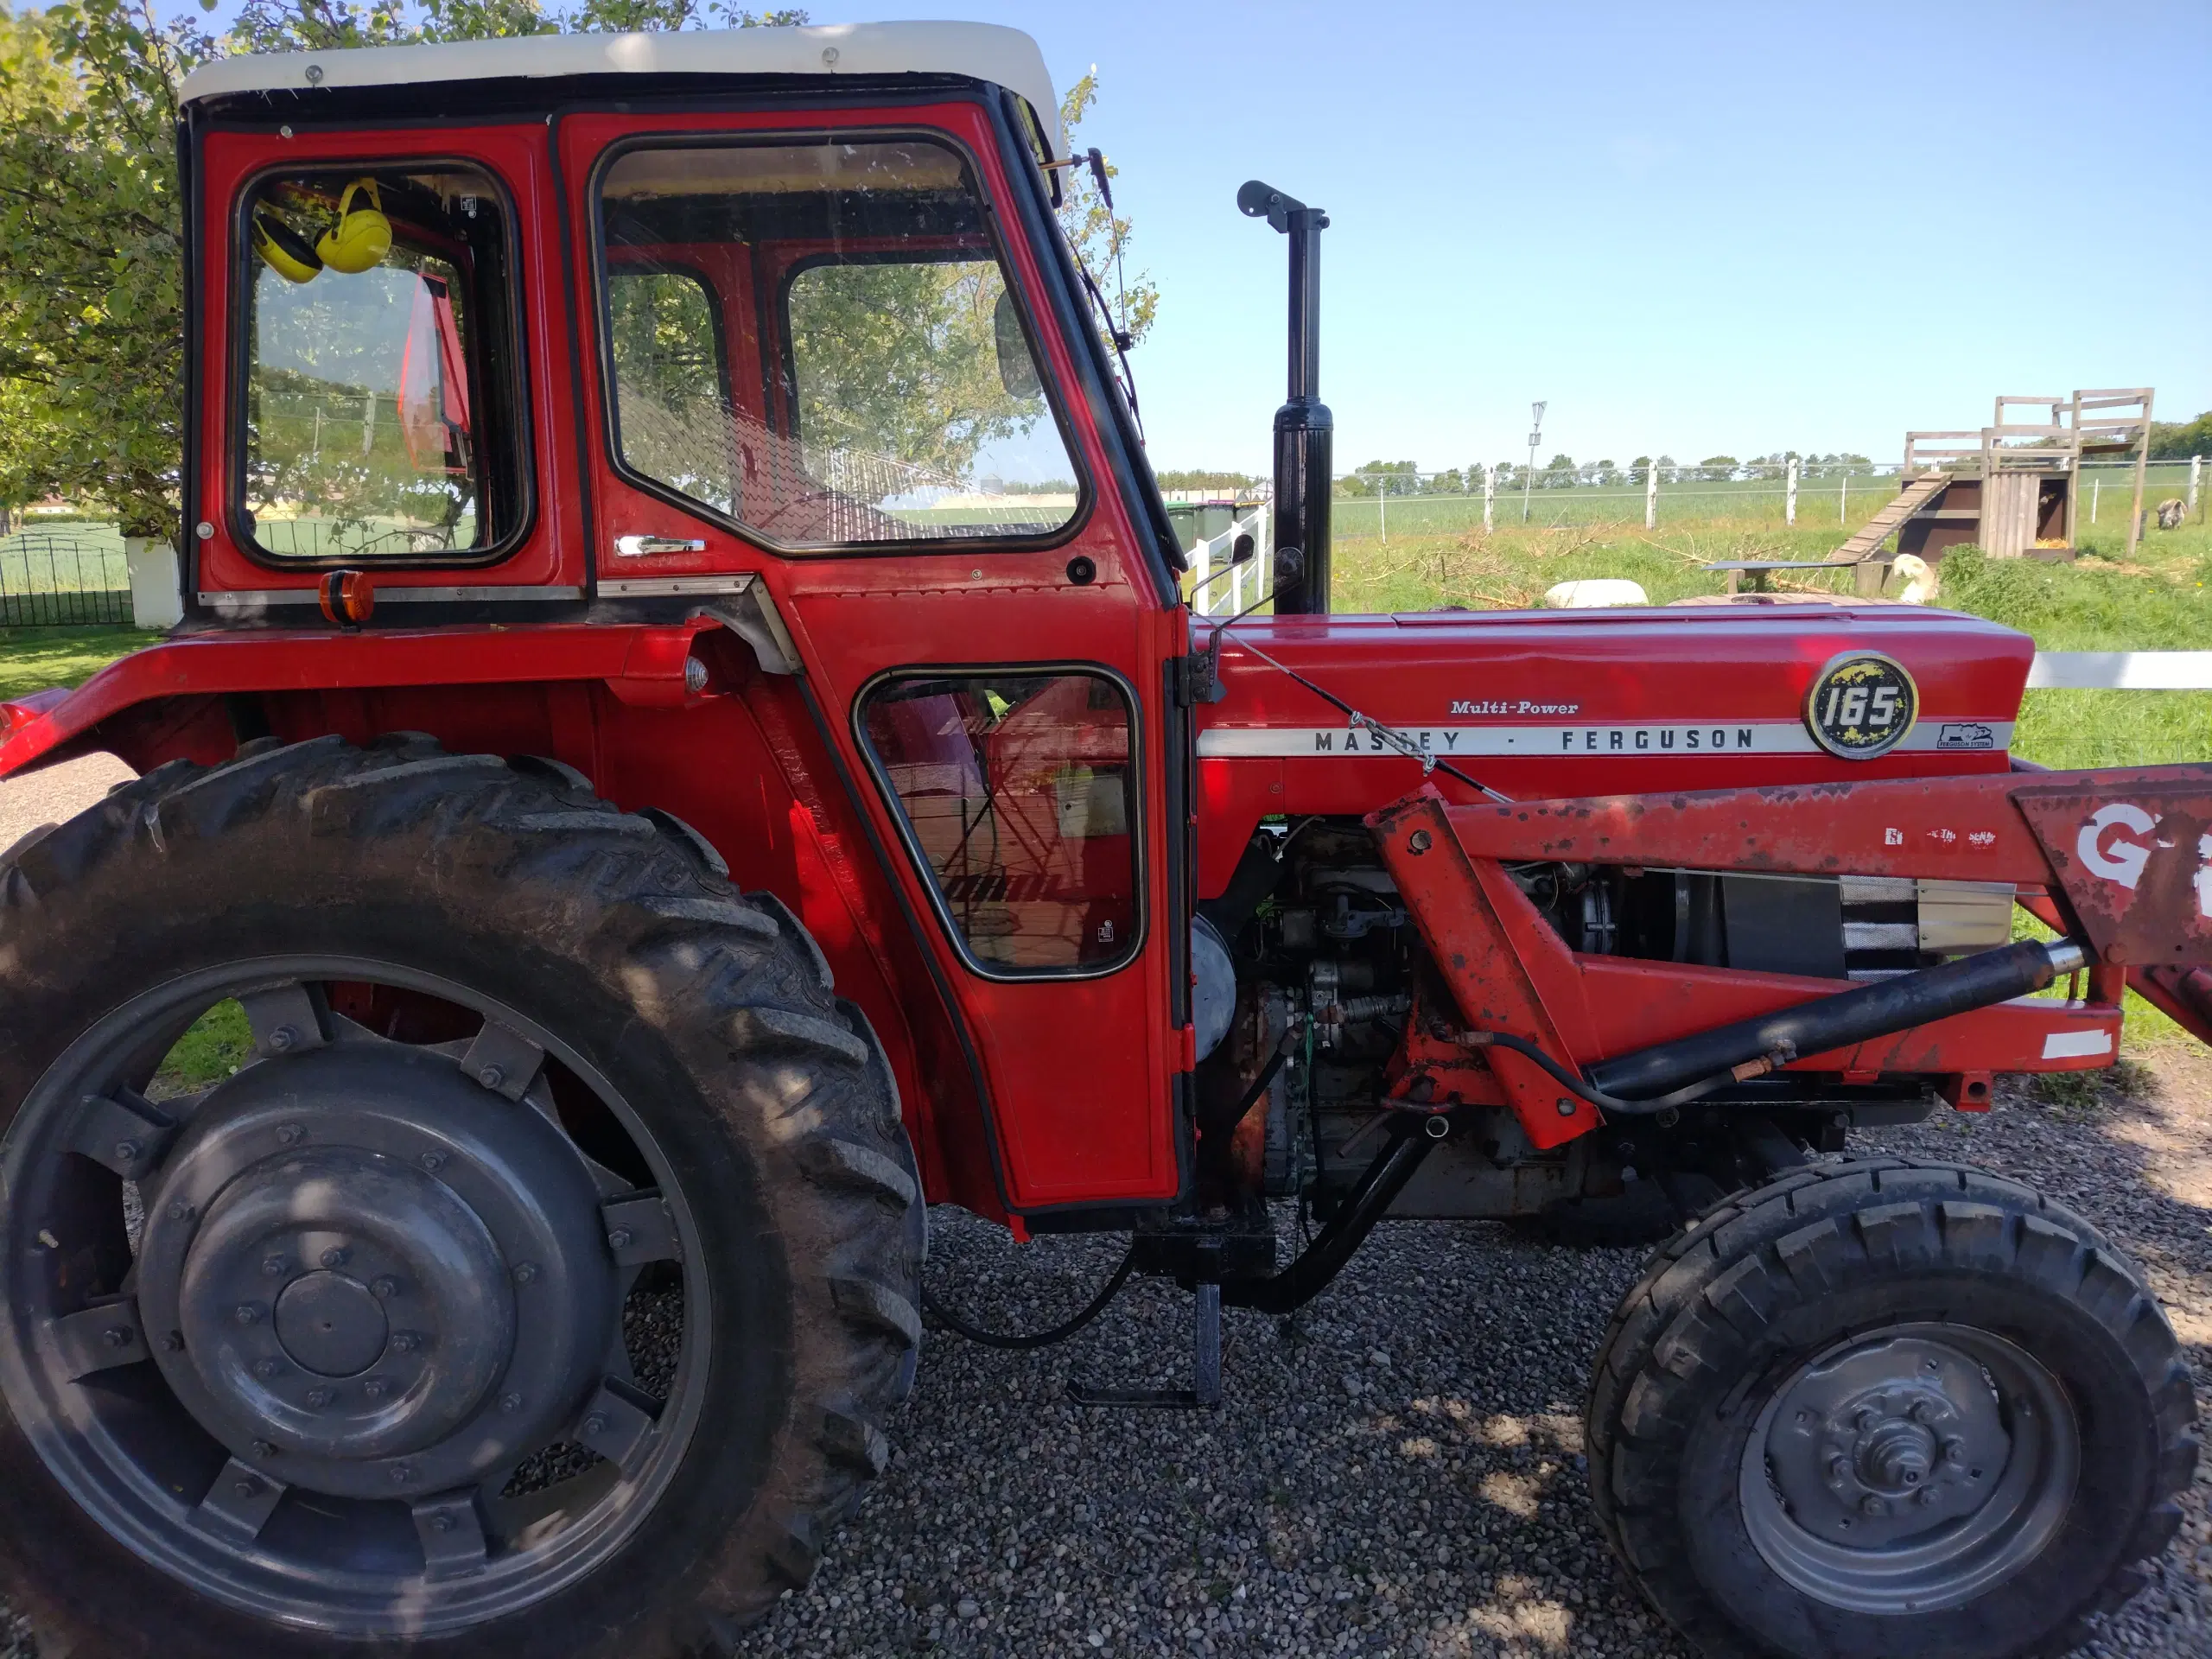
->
xmin=0 ymin=22 xmax=2204 ymax=1659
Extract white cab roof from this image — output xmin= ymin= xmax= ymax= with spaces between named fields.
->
xmin=179 ymin=22 xmax=1065 ymax=160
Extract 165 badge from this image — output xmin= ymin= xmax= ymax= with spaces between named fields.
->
xmin=1805 ymin=652 xmax=1917 ymax=759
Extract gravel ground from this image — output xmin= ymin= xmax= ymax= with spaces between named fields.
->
xmin=725 ymin=1052 xmax=2211 ymax=1659
xmin=2 ymin=752 xmax=2204 ymax=1656
xmin=0 ymin=750 xmax=131 ymax=856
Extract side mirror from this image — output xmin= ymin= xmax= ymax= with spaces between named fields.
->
xmin=1231 ymin=532 xmax=1255 ymax=565
xmin=994 ymin=289 xmax=1041 ymax=401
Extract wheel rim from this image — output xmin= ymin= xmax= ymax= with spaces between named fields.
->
xmin=0 ymin=957 xmax=710 ymax=1637
xmin=1740 ymin=1322 xmax=2081 ymax=1615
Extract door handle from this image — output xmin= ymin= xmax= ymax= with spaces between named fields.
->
xmin=614 ymin=534 xmax=709 ymax=558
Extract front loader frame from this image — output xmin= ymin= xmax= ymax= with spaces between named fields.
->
xmin=1369 ymin=765 xmax=2212 ymax=1149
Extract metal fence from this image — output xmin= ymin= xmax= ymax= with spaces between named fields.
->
xmin=1332 ymin=456 xmax=2206 ymax=540
xmin=0 ymin=526 xmax=133 ymax=626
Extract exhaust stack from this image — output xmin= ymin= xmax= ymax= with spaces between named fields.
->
xmin=1239 ymin=181 xmax=1332 ymax=614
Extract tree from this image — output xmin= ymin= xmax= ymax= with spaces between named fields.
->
xmin=1056 ymin=71 xmax=1158 ymax=357
xmin=1541 ymin=453 xmax=1576 ymax=489
xmin=1154 ymin=467 xmax=1258 ymax=491
xmin=0 ymin=0 xmax=212 ymax=536
xmin=2148 ymin=411 xmax=2211 ymax=461
xmin=1697 ymin=454 xmax=1739 ymax=482
xmin=1338 ymin=459 xmax=1417 ymax=497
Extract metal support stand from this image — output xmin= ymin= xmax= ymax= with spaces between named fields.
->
xmin=1067 ymin=1243 xmax=1223 ymax=1410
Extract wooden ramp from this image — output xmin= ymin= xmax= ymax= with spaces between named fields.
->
xmin=1833 ymin=471 xmax=1948 ymax=563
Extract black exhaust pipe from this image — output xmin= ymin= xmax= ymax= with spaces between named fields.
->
xmin=1588 ymin=938 xmax=2088 ymax=1102
xmin=1239 ymin=180 xmax=1332 ymax=614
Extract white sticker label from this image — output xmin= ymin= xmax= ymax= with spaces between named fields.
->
xmin=2041 ymin=1029 xmax=2114 ymax=1060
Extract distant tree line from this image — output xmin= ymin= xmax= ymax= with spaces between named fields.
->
xmin=1322 ymin=451 xmax=1879 ymax=496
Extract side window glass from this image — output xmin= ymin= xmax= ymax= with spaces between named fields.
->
xmin=597 ymin=138 xmax=1079 ymax=547
xmin=859 ymin=672 xmax=1138 ymax=976
xmin=607 ymin=267 xmax=734 ymax=515
xmin=239 ymin=164 xmax=523 ymax=561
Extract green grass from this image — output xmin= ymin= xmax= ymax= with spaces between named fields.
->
xmin=0 ymin=625 xmax=163 ymax=702
xmin=1316 ymin=513 xmax=2211 ymax=773
xmin=148 ymin=1000 xmax=253 ymax=1098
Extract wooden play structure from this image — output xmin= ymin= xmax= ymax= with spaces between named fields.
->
xmin=1709 ymin=387 xmax=2155 ymax=597
xmin=1890 ymin=388 xmax=2157 ymax=565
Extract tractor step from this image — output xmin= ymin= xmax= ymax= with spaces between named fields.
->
xmin=1068 ymin=1237 xmax=1225 ymax=1410
xmin=1066 ymin=1281 xmax=1222 ymax=1410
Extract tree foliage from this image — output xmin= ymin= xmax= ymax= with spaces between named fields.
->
xmin=0 ymin=0 xmax=1149 ymax=537
xmin=1055 ymin=70 xmax=1157 ymax=359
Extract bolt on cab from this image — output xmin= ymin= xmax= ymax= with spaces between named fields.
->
xmin=0 ymin=22 xmax=2206 ymax=1659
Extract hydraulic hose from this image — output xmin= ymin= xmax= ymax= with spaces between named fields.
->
xmin=921 ymin=1243 xmax=1139 ymax=1351
xmin=1459 ymin=938 xmax=2088 ymax=1117
xmin=1587 ymin=938 xmax=2087 ymax=1102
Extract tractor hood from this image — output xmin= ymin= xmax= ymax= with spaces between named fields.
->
xmin=1192 ymin=602 xmax=2034 ymax=853
xmin=1189 ymin=602 xmax=2035 ymax=891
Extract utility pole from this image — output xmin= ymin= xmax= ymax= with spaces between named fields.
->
xmin=1522 ymin=401 xmax=1546 ymax=524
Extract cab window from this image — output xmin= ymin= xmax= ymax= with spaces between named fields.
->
xmin=859 ymin=672 xmax=1138 ymax=976
xmin=596 ymin=137 xmax=1080 ymax=547
xmin=238 ymin=163 xmax=524 ymax=562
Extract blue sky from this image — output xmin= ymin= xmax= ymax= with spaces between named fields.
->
xmin=168 ymin=1 xmax=2210 ymax=475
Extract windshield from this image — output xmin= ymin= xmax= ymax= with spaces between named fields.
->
xmin=597 ymin=137 xmax=1080 ymax=547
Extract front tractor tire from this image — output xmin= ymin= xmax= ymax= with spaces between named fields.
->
xmin=0 ymin=736 xmax=922 ymax=1657
xmin=1587 ymin=1159 xmax=2197 ymax=1659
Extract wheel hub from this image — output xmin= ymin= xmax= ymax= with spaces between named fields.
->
xmin=1744 ymin=1324 xmax=2082 ymax=1614
xmin=273 ymin=1271 xmax=388 ymax=1377
xmin=1767 ymin=1336 xmax=2006 ymax=1547
xmin=136 ymin=1040 xmax=617 ymax=1499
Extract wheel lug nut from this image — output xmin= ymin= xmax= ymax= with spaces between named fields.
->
xmin=1909 ymin=1399 xmax=1934 ymax=1423
xmin=431 ymin=1512 xmax=455 ymax=1533
xmin=161 ymin=1332 xmax=185 ymax=1353
xmin=607 ymin=1229 xmax=634 ymax=1251
xmin=1942 ymin=1438 xmax=1966 ymax=1464
xmin=477 ymin=1065 xmax=505 ymax=1090
xmin=499 ymin=1392 xmax=524 ymax=1414
xmin=512 ymin=1262 xmax=539 ymax=1286
xmin=391 ymin=1465 xmax=413 ymax=1485
xmin=262 ymin=1255 xmax=289 ymax=1278
xmin=320 ymin=1247 xmax=350 ymax=1268
xmin=305 ymin=1387 xmax=335 ymax=1408
xmin=582 ymin=1413 xmax=607 ymax=1437
xmin=363 ymin=1378 xmax=391 ymax=1402
xmin=1922 ymin=1357 xmax=1940 ymax=1373
xmin=234 ymin=1304 xmax=263 ymax=1325
xmin=252 ymin=1440 xmax=277 ymax=1460
xmin=233 ymin=1476 xmax=263 ymax=1499
xmin=253 ymin=1357 xmax=283 ymax=1380
xmin=420 ymin=1152 xmax=448 ymax=1173
xmin=268 ymin=1026 xmax=297 ymax=1052
xmin=100 ymin=1325 xmax=134 ymax=1349
xmin=1916 ymin=1488 xmax=1940 ymax=1508
xmin=113 ymin=1140 xmax=141 ymax=1164
xmin=391 ymin=1332 xmax=420 ymax=1355
xmin=1854 ymin=1408 xmax=1878 ymax=1431
xmin=276 ymin=1122 xmax=305 ymax=1146
xmin=1860 ymin=1495 xmax=1888 ymax=1516
xmin=371 ymin=1278 xmax=398 ymax=1300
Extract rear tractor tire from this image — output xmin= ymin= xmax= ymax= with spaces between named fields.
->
xmin=0 ymin=736 xmax=922 ymax=1657
xmin=1587 ymin=1158 xmax=2197 ymax=1659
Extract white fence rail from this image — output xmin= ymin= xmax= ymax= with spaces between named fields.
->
xmin=1186 ymin=505 xmax=1271 ymax=618
xmin=2027 ymin=652 xmax=2212 ymax=690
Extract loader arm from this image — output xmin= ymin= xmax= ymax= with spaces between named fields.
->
xmin=1369 ymin=766 xmax=2212 ymax=1145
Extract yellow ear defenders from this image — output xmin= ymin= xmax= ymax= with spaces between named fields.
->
xmin=315 ymin=179 xmax=391 ymax=275
xmin=251 ymin=207 xmax=323 ymax=284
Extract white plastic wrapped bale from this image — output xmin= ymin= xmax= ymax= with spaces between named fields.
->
xmin=1542 ymin=578 xmax=1648 ymax=608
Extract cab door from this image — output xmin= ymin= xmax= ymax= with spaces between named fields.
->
xmin=556 ymin=96 xmax=1190 ymax=1212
